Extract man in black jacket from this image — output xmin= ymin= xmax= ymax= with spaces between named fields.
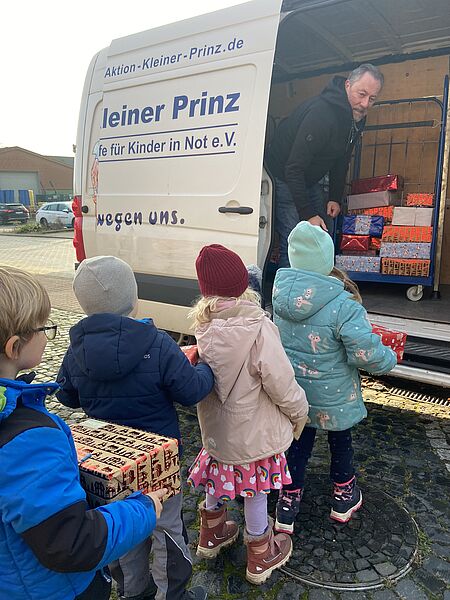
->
xmin=265 ymin=64 xmax=384 ymax=267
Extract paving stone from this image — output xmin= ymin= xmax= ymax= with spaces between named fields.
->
xmin=413 ymin=568 xmax=447 ymax=596
xmin=372 ymin=590 xmax=400 ymax=600
xmin=374 ymin=561 xmax=397 ymax=576
xmin=276 ymin=580 xmax=307 ymax=599
xmin=355 ymin=568 xmax=379 ymax=582
xmin=309 ymin=589 xmax=338 ymax=600
xmin=395 ymin=577 xmax=428 ymax=600
xmin=422 ymin=555 xmax=450 ymax=584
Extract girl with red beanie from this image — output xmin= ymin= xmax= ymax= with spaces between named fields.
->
xmin=187 ymin=244 xmax=309 ymax=585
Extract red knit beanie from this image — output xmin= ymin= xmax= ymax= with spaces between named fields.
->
xmin=195 ymin=244 xmax=249 ymax=297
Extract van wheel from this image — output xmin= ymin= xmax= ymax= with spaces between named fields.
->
xmin=40 ymin=218 xmax=48 ymax=228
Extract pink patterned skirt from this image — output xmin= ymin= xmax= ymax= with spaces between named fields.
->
xmin=187 ymin=448 xmax=292 ymax=501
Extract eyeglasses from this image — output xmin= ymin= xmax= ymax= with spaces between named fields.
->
xmin=33 ymin=320 xmax=58 ymax=340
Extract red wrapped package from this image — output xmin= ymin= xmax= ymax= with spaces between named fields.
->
xmin=406 ymin=193 xmax=434 ymax=207
xmin=371 ymin=324 xmax=406 ymax=362
xmin=351 ymin=175 xmax=403 ymax=195
xmin=180 ymin=345 xmax=199 ymax=365
xmin=369 ymin=237 xmax=381 ymax=251
xmin=340 ymin=235 xmax=370 ymax=252
xmin=347 ymin=206 xmax=394 ymax=222
xmin=382 ymin=225 xmax=432 ymax=243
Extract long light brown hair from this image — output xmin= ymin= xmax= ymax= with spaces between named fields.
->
xmin=188 ymin=288 xmax=261 ymax=330
xmin=330 ymin=267 xmax=362 ymax=303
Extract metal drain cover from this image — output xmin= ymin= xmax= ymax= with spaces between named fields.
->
xmin=277 ymin=474 xmax=418 ymax=591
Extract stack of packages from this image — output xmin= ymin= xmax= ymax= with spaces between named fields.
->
xmin=335 ymin=174 xmax=403 ymax=273
xmin=381 ymin=193 xmax=434 ymax=277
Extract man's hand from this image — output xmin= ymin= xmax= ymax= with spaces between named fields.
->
xmin=148 ymin=488 xmax=167 ymax=519
xmin=308 ymin=215 xmax=328 ymax=231
xmin=327 ymin=201 xmax=341 ymax=218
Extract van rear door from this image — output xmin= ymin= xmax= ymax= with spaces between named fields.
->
xmin=77 ymin=0 xmax=282 ymax=331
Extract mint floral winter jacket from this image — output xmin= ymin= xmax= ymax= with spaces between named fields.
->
xmin=273 ymin=268 xmax=397 ymax=431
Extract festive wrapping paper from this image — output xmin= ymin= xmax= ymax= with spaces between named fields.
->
xmin=382 ymin=226 xmax=433 ymax=243
xmin=392 ymin=207 xmax=433 ymax=227
xmin=341 ymin=250 xmax=377 ymax=256
xmin=335 ymin=255 xmax=381 ymax=272
xmin=340 ymin=234 xmax=370 ymax=252
xmin=406 ymin=193 xmax=434 ymax=206
xmin=71 ymin=419 xmax=180 ymax=507
xmin=342 ymin=215 xmax=384 ymax=237
xmin=380 ymin=242 xmax=431 ymax=259
xmin=370 ymin=237 xmax=381 ymax=251
xmin=381 ymin=258 xmax=430 ymax=277
xmin=347 ymin=206 xmax=394 ymax=222
xmin=351 ymin=174 xmax=404 ymax=195
xmin=371 ymin=324 xmax=406 ymax=362
xmin=180 ymin=344 xmax=199 ymax=365
xmin=347 ymin=191 xmax=400 ymax=211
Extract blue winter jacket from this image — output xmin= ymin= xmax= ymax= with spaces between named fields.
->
xmin=273 ymin=268 xmax=397 ymax=431
xmin=57 ymin=314 xmax=214 ymax=453
xmin=0 ymin=378 xmax=158 ymax=600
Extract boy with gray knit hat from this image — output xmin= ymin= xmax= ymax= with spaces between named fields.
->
xmin=57 ymin=255 xmax=213 ymax=600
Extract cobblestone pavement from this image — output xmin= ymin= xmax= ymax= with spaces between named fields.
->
xmin=35 ymin=308 xmax=449 ymax=600
xmin=0 ymin=234 xmax=74 ymax=277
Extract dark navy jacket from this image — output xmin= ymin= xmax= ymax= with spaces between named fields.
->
xmin=57 ymin=314 xmax=214 ymax=452
xmin=0 ymin=378 xmax=157 ymax=600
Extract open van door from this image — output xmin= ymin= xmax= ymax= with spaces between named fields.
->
xmin=75 ymin=0 xmax=282 ymax=332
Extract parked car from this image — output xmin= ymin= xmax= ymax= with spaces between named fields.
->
xmin=0 ymin=203 xmax=29 ymax=225
xmin=35 ymin=201 xmax=74 ymax=228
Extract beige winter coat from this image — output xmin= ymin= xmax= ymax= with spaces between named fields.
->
xmin=195 ymin=302 xmax=309 ymax=465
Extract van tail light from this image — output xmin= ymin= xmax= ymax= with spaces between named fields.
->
xmin=72 ymin=195 xmax=86 ymax=262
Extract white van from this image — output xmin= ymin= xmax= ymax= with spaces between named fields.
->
xmin=74 ymin=0 xmax=450 ymax=386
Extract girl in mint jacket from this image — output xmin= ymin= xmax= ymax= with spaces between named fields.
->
xmin=272 ymin=222 xmax=396 ymax=531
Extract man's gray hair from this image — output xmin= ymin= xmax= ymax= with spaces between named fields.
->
xmin=347 ymin=64 xmax=384 ymax=88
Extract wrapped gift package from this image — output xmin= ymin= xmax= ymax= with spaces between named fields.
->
xmin=340 ymin=234 xmax=370 ymax=252
xmin=370 ymin=237 xmax=381 ymax=251
xmin=336 ymin=255 xmax=381 ymax=272
xmin=341 ymin=250 xmax=377 ymax=256
xmin=380 ymin=242 xmax=431 ymax=259
xmin=347 ymin=205 xmax=394 ymax=222
xmin=71 ymin=419 xmax=180 ymax=507
xmin=381 ymin=258 xmax=430 ymax=277
xmin=342 ymin=215 xmax=384 ymax=237
xmin=351 ymin=174 xmax=403 ymax=195
xmin=371 ymin=324 xmax=406 ymax=362
xmin=392 ymin=207 xmax=433 ymax=227
xmin=382 ymin=225 xmax=432 ymax=243
xmin=347 ymin=191 xmax=400 ymax=211
xmin=180 ymin=344 xmax=199 ymax=365
xmin=405 ymin=193 xmax=434 ymax=207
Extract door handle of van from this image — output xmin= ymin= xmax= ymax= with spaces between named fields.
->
xmin=218 ymin=206 xmax=253 ymax=215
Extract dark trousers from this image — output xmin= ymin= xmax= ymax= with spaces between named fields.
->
xmin=76 ymin=569 xmax=111 ymax=600
xmin=284 ymin=426 xmax=355 ymax=490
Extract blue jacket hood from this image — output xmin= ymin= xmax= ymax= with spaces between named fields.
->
xmin=273 ymin=268 xmax=345 ymax=322
xmin=69 ymin=314 xmax=157 ymax=381
xmin=0 ymin=377 xmax=59 ymax=423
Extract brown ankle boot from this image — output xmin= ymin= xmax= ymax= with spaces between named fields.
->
xmin=244 ymin=517 xmax=292 ymax=585
xmin=196 ymin=501 xmax=239 ymax=559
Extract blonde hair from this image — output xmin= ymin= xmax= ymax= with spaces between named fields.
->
xmin=0 ymin=266 xmax=51 ymax=352
xmin=189 ymin=288 xmax=261 ymax=330
xmin=330 ymin=267 xmax=362 ymax=304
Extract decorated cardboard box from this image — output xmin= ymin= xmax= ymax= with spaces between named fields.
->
xmin=341 ymin=250 xmax=377 ymax=256
xmin=347 ymin=191 xmax=400 ymax=211
xmin=340 ymin=234 xmax=370 ymax=252
xmin=381 ymin=258 xmax=430 ymax=277
xmin=405 ymin=193 xmax=434 ymax=207
xmin=342 ymin=215 xmax=384 ymax=237
xmin=392 ymin=207 xmax=433 ymax=227
xmin=335 ymin=255 xmax=381 ymax=273
xmin=371 ymin=324 xmax=406 ymax=362
xmin=370 ymin=237 xmax=381 ymax=251
xmin=379 ymin=242 xmax=431 ymax=259
xmin=180 ymin=344 xmax=199 ymax=365
xmin=382 ymin=226 xmax=432 ymax=243
xmin=71 ymin=419 xmax=180 ymax=507
xmin=351 ymin=174 xmax=403 ymax=195
xmin=347 ymin=206 xmax=394 ymax=222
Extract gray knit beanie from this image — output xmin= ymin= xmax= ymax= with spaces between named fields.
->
xmin=73 ymin=256 xmax=138 ymax=316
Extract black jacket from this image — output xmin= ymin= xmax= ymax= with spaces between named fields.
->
xmin=265 ymin=76 xmax=365 ymax=220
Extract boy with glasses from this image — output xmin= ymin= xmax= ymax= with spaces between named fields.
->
xmin=0 ymin=266 xmax=165 ymax=600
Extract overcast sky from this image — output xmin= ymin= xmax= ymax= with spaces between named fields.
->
xmin=1 ymin=0 xmax=247 ymax=157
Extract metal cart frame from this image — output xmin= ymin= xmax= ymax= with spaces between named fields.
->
xmin=337 ymin=75 xmax=449 ymax=301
